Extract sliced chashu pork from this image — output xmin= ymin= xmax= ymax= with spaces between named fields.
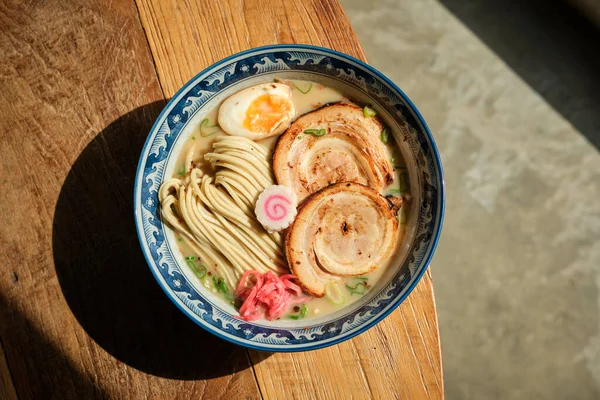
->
xmin=273 ymin=102 xmax=394 ymax=202
xmin=286 ymin=182 xmax=399 ymax=297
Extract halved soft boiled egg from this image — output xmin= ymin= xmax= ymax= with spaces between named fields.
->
xmin=218 ymin=83 xmax=295 ymax=140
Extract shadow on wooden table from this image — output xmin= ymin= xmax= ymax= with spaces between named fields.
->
xmin=52 ymin=102 xmax=261 ymax=380
xmin=0 ymin=293 xmax=108 ymax=399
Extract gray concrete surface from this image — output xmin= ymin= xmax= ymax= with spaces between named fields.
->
xmin=341 ymin=0 xmax=600 ymax=398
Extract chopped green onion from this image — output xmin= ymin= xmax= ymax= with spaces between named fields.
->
xmin=178 ymin=237 xmax=183 ymax=242
xmin=363 ymin=106 xmax=377 ymax=117
xmin=325 ymin=282 xmax=345 ymax=305
xmin=389 ymin=172 xmax=410 ymax=195
xmin=200 ymin=118 xmax=219 ymax=137
xmin=186 ymin=260 xmax=207 ymax=279
xmin=195 ymin=264 xmax=207 ymax=279
xmin=304 ymin=128 xmax=326 ymax=137
xmin=191 ymin=136 xmax=196 ymax=140
xmin=346 ymin=282 xmax=366 ymax=295
xmin=398 ymin=208 xmax=407 ymax=225
xmin=185 ymin=256 xmax=197 ymax=261
xmin=186 ymin=260 xmax=195 ymax=271
xmin=224 ymin=293 xmax=235 ymax=302
xmin=288 ymin=304 xmax=308 ymax=320
xmin=197 ymin=264 xmax=208 ymax=278
xmin=391 ymin=155 xmax=406 ymax=169
xmin=297 ymin=135 xmax=303 ymax=140
xmin=177 ymin=165 xmax=186 ymax=176
xmin=292 ymin=82 xmax=312 ymax=94
xmin=380 ymin=128 xmax=389 ymax=144
xmin=212 ymin=276 xmax=230 ymax=294
xmin=399 ymin=171 xmax=410 ymax=192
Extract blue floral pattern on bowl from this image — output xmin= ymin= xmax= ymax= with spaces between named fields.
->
xmin=134 ymin=44 xmax=444 ymax=352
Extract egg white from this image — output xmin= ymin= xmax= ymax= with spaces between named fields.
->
xmin=218 ymin=83 xmax=295 ymax=140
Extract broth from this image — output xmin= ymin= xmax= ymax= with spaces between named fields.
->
xmin=169 ymin=80 xmax=409 ymax=320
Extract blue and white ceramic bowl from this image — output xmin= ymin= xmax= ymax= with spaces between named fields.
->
xmin=134 ymin=44 xmax=444 ymax=352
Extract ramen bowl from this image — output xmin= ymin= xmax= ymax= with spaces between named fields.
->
xmin=134 ymin=44 xmax=444 ymax=352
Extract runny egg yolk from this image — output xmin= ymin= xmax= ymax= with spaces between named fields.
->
xmin=243 ymin=94 xmax=292 ymax=134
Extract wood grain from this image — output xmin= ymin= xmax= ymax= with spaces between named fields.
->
xmin=136 ymin=0 xmax=365 ymax=98
xmin=136 ymin=0 xmax=443 ymax=398
xmin=252 ymin=271 xmax=442 ymax=400
xmin=0 ymin=0 xmax=259 ymax=398
xmin=0 ymin=339 xmax=17 ymax=400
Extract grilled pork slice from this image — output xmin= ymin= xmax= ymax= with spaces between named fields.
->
xmin=273 ymin=102 xmax=394 ymax=202
xmin=285 ymin=182 xmax=399 ymax=297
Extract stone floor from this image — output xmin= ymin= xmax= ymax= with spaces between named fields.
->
xmin=341 ymin=0 xmax=600 ymax=398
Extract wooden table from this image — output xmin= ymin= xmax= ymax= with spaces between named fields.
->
xmin=0 ymin=0 xmax=443 ymax=398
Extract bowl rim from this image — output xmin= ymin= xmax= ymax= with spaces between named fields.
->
xmin=133 ymin=44 xmax=445 ymax=352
